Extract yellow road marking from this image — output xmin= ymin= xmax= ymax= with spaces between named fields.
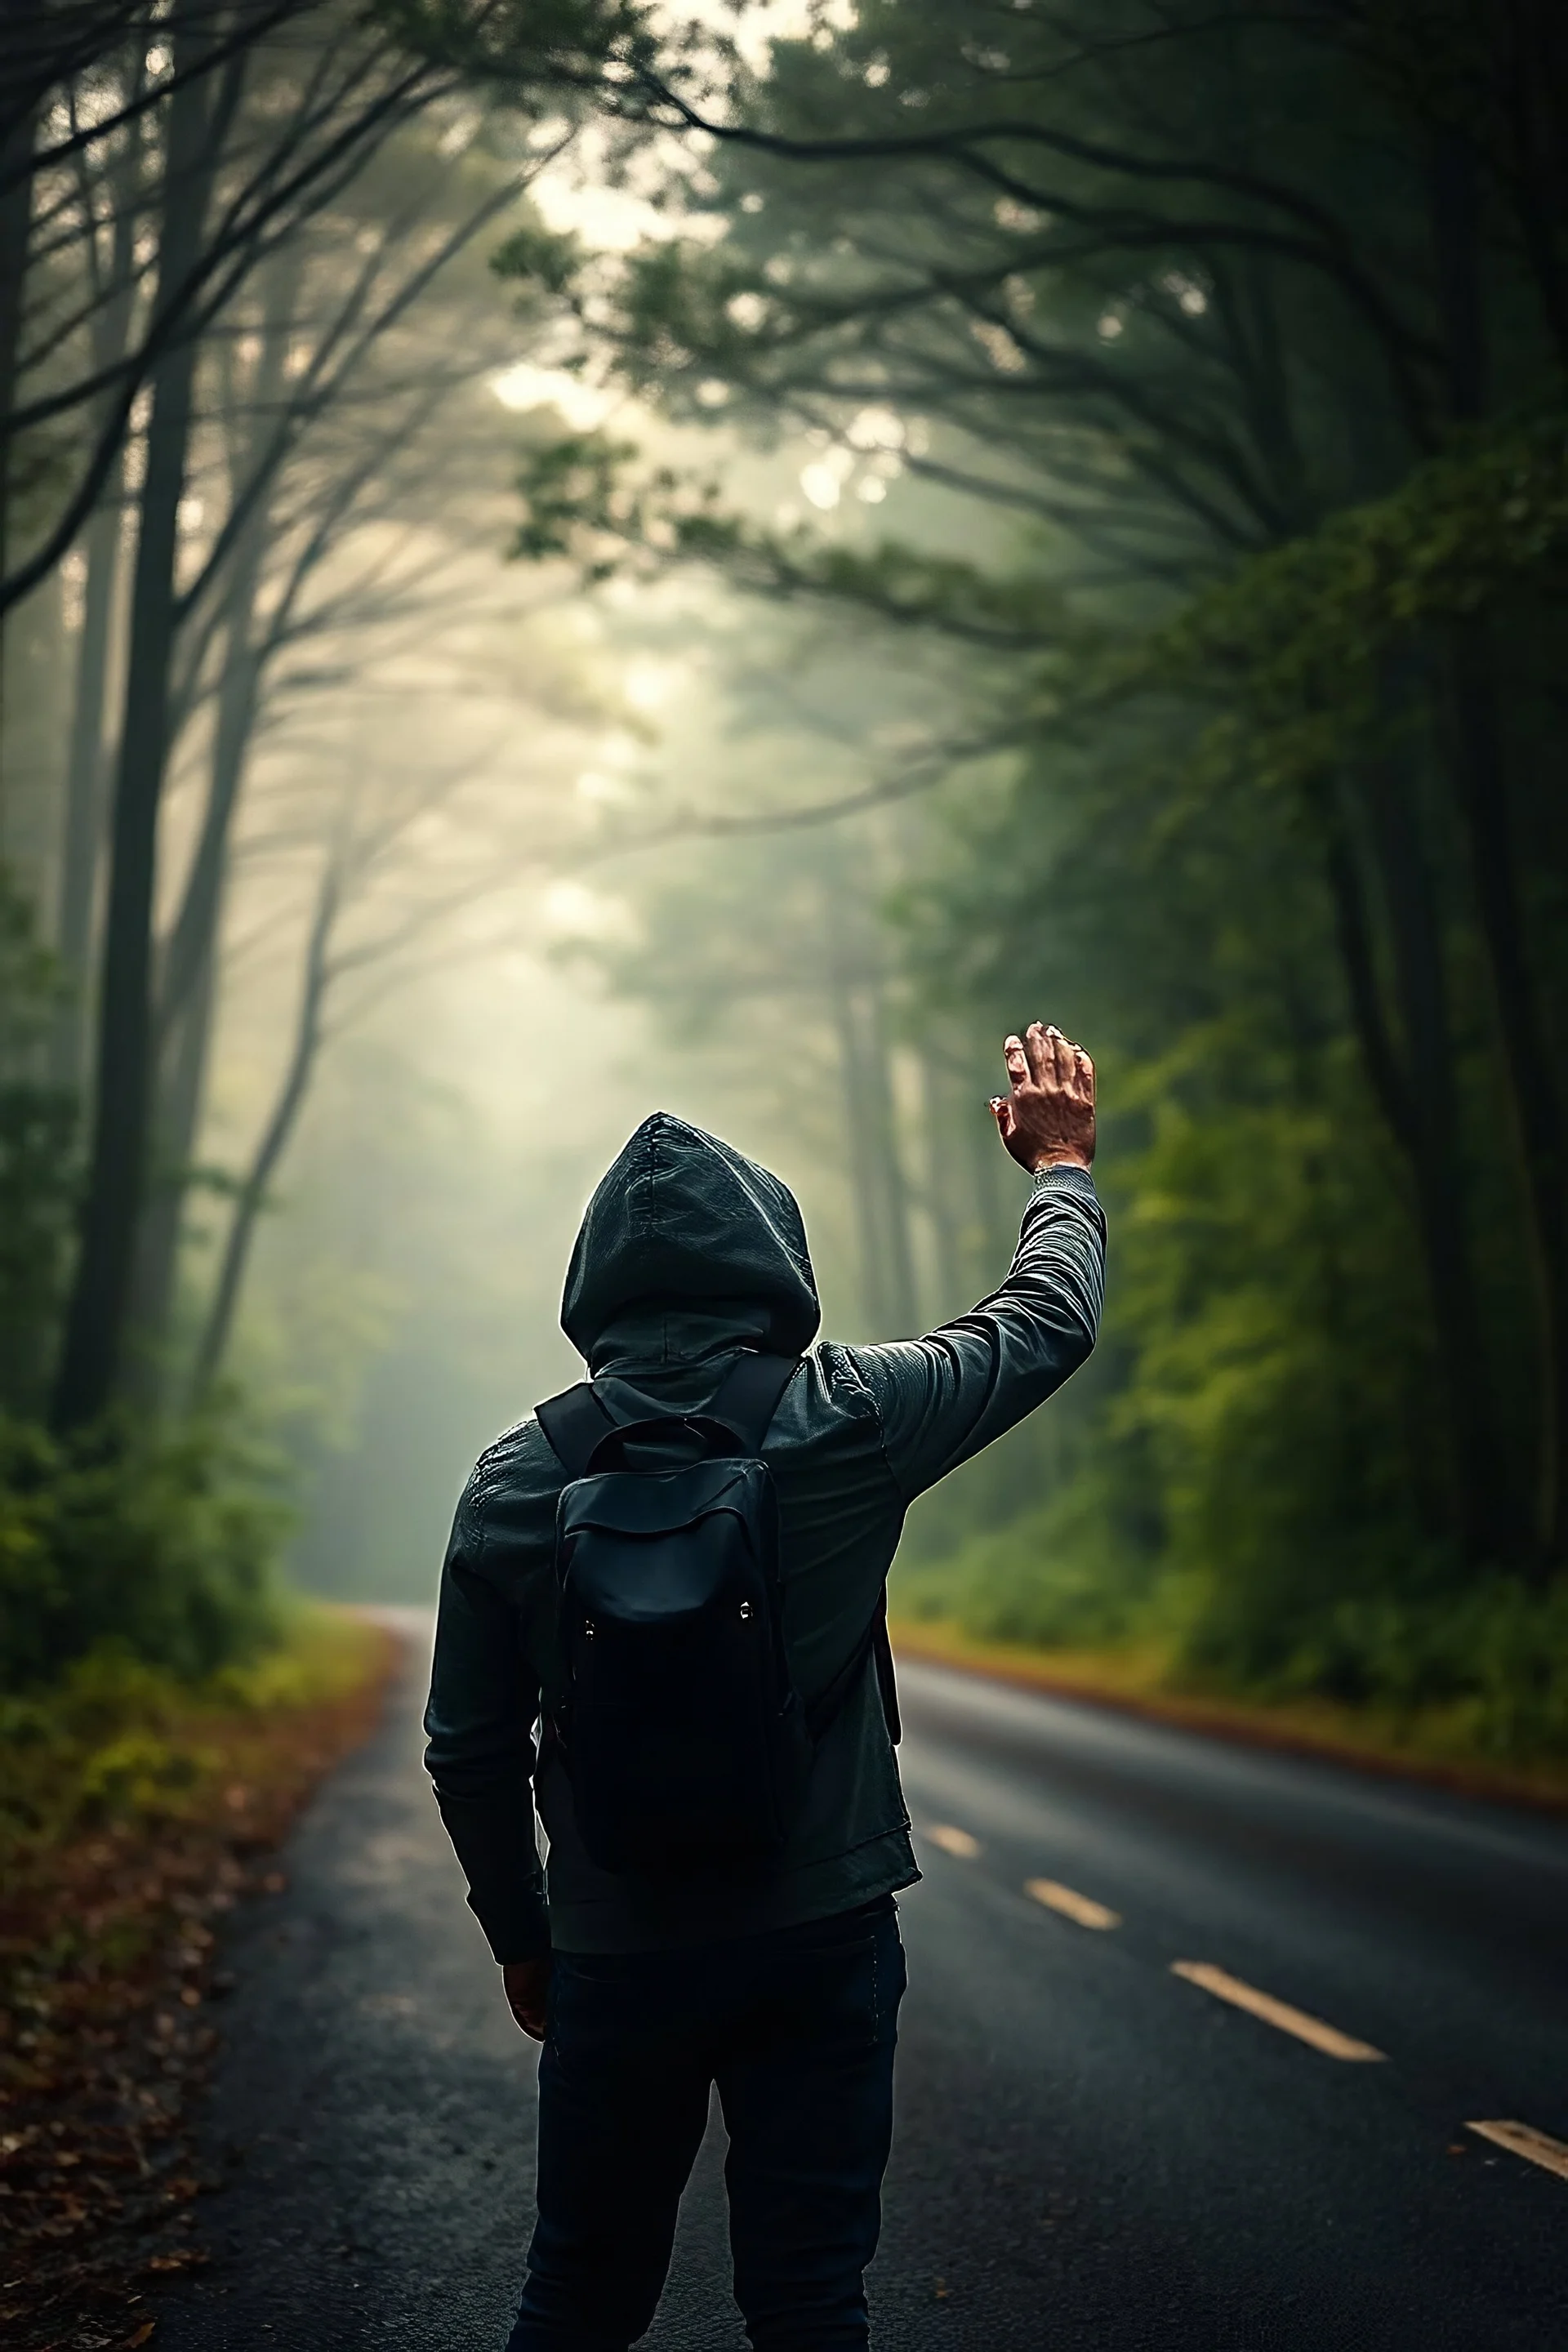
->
xmin=925 ymin=1823 xmax=981 ymax=1859
xmin=1467 ymin=2119 xmax=1568 ymax=2183
xmin=1171 ymin=1961 xmax=1386 ymax=2062
xmin=1025 ymin=1878 xmax=1121 ymax=1931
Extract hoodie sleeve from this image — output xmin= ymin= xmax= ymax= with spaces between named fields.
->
xmin=846 ymin=1163 xmax=1106 ymax=1503
xmin=423 ymin=1477 xmax=550 ymax=1964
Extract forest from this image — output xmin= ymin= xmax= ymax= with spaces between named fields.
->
xmin=2 ymin=0 xmax=1567 ymax=1768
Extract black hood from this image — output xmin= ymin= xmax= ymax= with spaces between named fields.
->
xmin=561 ymin=1113 xmax=821 ymax=1374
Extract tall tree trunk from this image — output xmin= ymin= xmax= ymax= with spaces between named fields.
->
xmin=828 ymin=970 xmax=893 ymax=1334
xmin=130 ymin=619 xmax=262 ymax=1379
xmin=919 ymin=1048 xmax=968 ymax=1319
xmin=1358 ymin=743 xmax=1522 ymax=1565
xmin=190 ymin=865 xmax=337 ymax=1396
xmin=161 ymin=624 xmax=261 ymax=1028
xmin=158 ymin=326 xmax=291 ymax=1040
xmin=823 ymin=877 xmax=920 ymax=1335
xmin=0 ymin=104 xmax=36 ymax=813
xmin=51 ymin=114 xmax=146 ymax=1089
xmin=1317 ymin=767 xmax=1508 ymax=1559
xmin=1496 ymin=0 xmax=1568 ymax=367
xmin=1443 ymin=624 xmax=1568 ymax=1567
xmin=1424 ymin=117 xmax=1566 ymax=1564
xmin=861 ymin=973 xmax=920 ymax=1335
xmin=1319 ymin=788 xmax=1418 ymax=1157
xmin=963 ymin=1046 xmax=1010 ymax=1275
xmin=51 ymin=488 xmax=124 ymax=1089
xmin=131 ymin=254 xmax=301 ymax=1383
xmin=1428 ymin=131 xmax=1487 ymax=421
xmin=131 ymin=934 xmax=218 ymax=1396
xmin=51 ymin=12 xmax=228 ymax=1430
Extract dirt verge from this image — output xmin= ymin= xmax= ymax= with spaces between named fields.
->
xmin=0 ymin=1615 xmax=399 ymax=2352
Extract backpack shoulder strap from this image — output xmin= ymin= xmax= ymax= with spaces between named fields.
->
xmin=706 ymin=1351 xmax=799 ymax=1453
xmin=537 ymin=1352 xmax=798 ymax=1478
xmin=535 ymin=1383 xmax=617 ymax=1481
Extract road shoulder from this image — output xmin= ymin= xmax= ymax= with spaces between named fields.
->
xmin=889 ymin=1617 xmax=1568 ymax=1816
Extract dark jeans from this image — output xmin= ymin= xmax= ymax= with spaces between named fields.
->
xmin=506 ymin=1899 xmax=906 ymax=2352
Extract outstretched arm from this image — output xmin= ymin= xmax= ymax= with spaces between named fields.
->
xmin=848 ymin=1021 xmax=1105 ymax=1500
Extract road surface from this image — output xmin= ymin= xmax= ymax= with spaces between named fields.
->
xmin=155 ymin=1627 xmax=1568 ymax=2350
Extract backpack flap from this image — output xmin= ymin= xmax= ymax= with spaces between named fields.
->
xmin=560 ymin=1460 xmax=764 ymax=1619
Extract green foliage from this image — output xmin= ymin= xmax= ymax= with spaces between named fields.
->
xmin=508 ymin=408 xmax=1094 ymax=648
xmin=894 ymin=741 xmax=1568 ymax=1757
xmin=511 ymin=420 xmax=653 ymax=573
xmin=377 ymin=0 xmax=657 ymax=90
xmin=0 ymin=880 xmax=291 ymax=1696
xmin=0 ymin=1410 xmax=288 ymax=1695
xmin=884 ymin=500 xmax=1554 ymax=1699
xmin=1143 ymin=411 xmax=1568 ymax=792
xmin=897 ymin=1048 xmax=1568 ymax=1761
xmin=0 ymin=1604 xmax=381 ymax=1858
xmin=1103 ymin=1062 xmax=1445 ymax=1668
xmin=898 ymin=1033 xmax=1462 ymax=1673
xmin=491 ymin=217 xmax=585 ymax=296
xmin=897 ymin=1537 xmax=1568 ymax=1762
xmin=896 ymin=1454 xmax=1156 ymax=1651
xmin=503 ymin=0 xmax=1568 ymax=1739
xmin=1259 ymin=1578 xmax=1568 ymax=1759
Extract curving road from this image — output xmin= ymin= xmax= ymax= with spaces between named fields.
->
xmin=156 ymin=1627 xmax=1568 ymax=2350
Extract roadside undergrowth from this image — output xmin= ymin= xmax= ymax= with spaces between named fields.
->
xmin=889 ymin=1617 xmax=1568 ymax=1812
xmin=0 ymin=1606 xmax=399 ymax=2352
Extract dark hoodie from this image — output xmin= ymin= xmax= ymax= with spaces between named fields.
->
xmin=424 ymin=1111 xmax=1105 ymax=1958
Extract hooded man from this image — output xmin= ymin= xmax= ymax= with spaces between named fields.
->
xmin=425 ymin=1021 xmax=1103 ymax=2352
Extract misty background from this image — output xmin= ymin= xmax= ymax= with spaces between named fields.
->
xmin=4 ymin=0 xmax=1566 ymax=1750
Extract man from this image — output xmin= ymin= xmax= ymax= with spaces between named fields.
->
xmin=425 ymin=1021 xmax=1103 ymax=2350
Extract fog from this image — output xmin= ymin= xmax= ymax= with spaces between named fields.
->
xmin=245 ymin=564 xmax=1031 ymax=1601
xmin=176 ymin=345 xmax=1028 ymax=1601
xmin=6 ymin=0 xmax=1565 ymax=1712
xmin=8 ymin=19 xmax=1568 ymax=2343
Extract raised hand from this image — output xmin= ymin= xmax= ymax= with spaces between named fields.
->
xmin=990 ymin=1022 xmax=1095 ymax=1174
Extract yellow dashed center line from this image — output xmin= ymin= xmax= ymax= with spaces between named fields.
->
xmin=1467 ymin=2119 xmax=1568 ymax=2183
xmin=912 ymin=1838 xmax=1556 ymax=2126
xmin=1025 ymin=1878 xmax=1121 ymax=1931
xmin=1171 ymin=1960 xmax=1386 ymax=2062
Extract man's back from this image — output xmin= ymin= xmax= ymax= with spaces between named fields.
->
xmin=425 ymin=1099 xmax=1104 ymax=1958
xmin=423 ymin=1026 xmax=1103 ymax=2352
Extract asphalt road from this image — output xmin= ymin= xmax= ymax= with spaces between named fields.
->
xmin=155 ymin=1625 xmax=1568 ymax=2350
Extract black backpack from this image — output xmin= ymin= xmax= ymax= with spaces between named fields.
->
xmin=536 ymin=1350 xmax=898 ymax=1877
